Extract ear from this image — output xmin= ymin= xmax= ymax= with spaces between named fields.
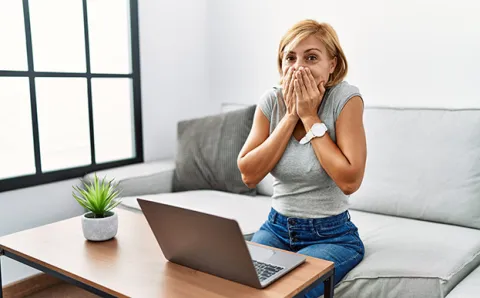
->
xmin=329 ymin=56 xmax=337 ymax=74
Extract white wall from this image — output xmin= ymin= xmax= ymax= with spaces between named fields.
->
xmin=1 ymin=0 xmax=212 ymax=286
xmin=140 ymin=0 xmax=213 ymax=162
xmin=208 ymin=0 xmax=480 ymax=109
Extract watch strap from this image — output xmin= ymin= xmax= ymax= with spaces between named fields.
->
xmin=299 ymin=130 xmax=314 ymax=145
xmin=299 ymin=123 xmax=327 ymax=145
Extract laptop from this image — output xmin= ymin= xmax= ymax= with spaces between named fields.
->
xmin=137 ymin=198 xmax=306 ymax=289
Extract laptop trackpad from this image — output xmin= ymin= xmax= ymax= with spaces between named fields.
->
xmin=247 ymin=243 xmax=276 ymax=262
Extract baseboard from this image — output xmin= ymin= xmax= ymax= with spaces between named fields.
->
xmin=3 ymin=273 xmax=64 ymax=298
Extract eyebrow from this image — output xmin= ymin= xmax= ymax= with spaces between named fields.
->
xmin=285 ymin=48 xmax=322 ymax=55
xmin=305 ymin=48 xmax=322 ymax=54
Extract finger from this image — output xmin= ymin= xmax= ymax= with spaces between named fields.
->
xmin=287 ymin=69 xmax=296 ymax=94
xmin=288 ymin=70 xmax=299 ymax=100
xmin=302 ymin=68 xmax=316 ymax=98
xmin=295 ymin=69 xmax=304 ymax=87
xmin=286 ymin=67 xmax=293 ymax=82
xmin=294 ymin=79 xmax=302 ymax=99
xmin=319 ymin=81 xmax=326 ymax=95
xmin=289 ymin=68 xmax=296 ymax=84
xmin=297 ymin=69 xmax=308 ymax=97
xmin=306 ymin=68 xmax=317 ymax=91
xmin=287 ymin=74 xmax=295 ymax=101
xmin=284 ymin=67 xmax=294 ymax=94
xmin=282 ymin=67 xmax=289 ymax=87
xmin=283 ymin=74 xmax=290 ymax=95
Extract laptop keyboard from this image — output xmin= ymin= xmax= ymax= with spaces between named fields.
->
xmin=253 ymin=260 xmax=284 ymax=281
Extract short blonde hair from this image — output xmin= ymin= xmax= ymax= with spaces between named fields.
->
xmin=278 ymin=20 xmax=348 ymax=88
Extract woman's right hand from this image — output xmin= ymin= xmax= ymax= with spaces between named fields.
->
xmin=282 ymin=67 xmax=299 ymax=121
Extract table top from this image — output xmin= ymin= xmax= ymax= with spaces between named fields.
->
xmin=0 ymin=208 xmax=334 ymax=297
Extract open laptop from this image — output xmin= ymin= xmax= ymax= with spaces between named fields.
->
xmin=137 ymin=198 xmax=306 ymax=289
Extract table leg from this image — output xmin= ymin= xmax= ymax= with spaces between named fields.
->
xmin=293 ymin=267 xmax=335 ymax=298
xmin=1 ymin=249 xmax=4 ymax=298
xmin=324 ymin=268 xmax=335 ymax=298
xmin=1 ymin=249 xmax=115 ymax=298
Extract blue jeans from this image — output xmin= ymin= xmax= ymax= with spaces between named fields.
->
xmin=251 ymin=208 xmax=365 ymax=298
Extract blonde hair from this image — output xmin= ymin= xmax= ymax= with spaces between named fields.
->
xmin=277 ymin=20 xmax=348 ymax=88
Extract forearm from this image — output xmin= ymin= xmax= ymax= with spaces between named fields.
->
xmin=239 ymin=115 xmax=297 ymax=186
xmin=302 ymin=116 xmax=359 ymax=192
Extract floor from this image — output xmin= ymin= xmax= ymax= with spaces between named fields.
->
xmin=25 ymin=283 xmax=100 ymax=298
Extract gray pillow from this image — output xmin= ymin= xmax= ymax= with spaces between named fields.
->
xmin=172 ymin=105 xmax=257 ymax=196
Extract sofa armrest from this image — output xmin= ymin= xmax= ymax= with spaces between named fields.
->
xmin=83 ymin=159 xmax=175 ymax=197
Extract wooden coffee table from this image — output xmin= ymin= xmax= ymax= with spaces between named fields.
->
xmin=0 ymin=209 xmax=335 ymax=297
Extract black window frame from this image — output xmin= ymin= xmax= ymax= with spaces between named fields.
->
xmin=0 ymin=0 xmax=143 ymax=193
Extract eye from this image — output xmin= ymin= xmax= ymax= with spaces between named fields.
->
xmin=307 ymin=55 xmax=318 ymax=61
xmin=285 ymin=56 xmax=295 ymax=62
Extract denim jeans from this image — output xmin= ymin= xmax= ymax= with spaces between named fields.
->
xmin=251 ymin=208 xmax=365 ymax=298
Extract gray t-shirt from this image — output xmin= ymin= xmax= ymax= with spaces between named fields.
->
xmin=258 ymin=81 xmax=362 ymax=218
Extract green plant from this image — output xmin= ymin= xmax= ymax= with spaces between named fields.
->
xmin=72 ymin=174 xmax=122 ymax=218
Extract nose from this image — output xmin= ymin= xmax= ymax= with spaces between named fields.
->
xmin=294 ymin=59 xmax=306 ymax=70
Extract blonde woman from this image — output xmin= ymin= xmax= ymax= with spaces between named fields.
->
xmin=238 ymin=19 xmax=366 ymax=297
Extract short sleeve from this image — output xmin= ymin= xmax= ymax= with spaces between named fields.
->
xmin=257 ymin=88 xmax=277 ymax=121
xmin=333 ymin=82 xmax=363 ymax=120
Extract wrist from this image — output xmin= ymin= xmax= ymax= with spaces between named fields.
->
xmin=284 ymin=113 xmax=299 ymax=123
xmin=301 ymin=115 xmax=321 ymax=131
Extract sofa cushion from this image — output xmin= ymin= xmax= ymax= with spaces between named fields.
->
xmin=446 ymin=265 xmax=480 ymax=298
xmin=84 ymin=159 xmax=175 ymax=197
xmin=172 ymin=105 xmax=257 ymax=196
xmin=221 ymin=102 xmax=275 ymax=197
xmin=334 ymin=210 xmax=480 ymax=298
xmin=118 ymin=190 xmax=271 ymax=238
xmin=349 ymin=107 xmax=480 ymax=229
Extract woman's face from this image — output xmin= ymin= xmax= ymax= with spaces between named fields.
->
xmin=282 ymin=35 xmax=337 ymax=87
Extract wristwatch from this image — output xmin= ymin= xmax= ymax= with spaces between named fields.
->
xmin=299 ymin=123 xmax=328 ymax=144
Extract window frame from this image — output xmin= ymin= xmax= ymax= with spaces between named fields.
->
xmin=0 ymin=0 xmax=143 ymax=193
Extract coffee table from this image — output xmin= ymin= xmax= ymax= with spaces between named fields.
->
xmin=0 ymin=209 xmax=335 ymax=297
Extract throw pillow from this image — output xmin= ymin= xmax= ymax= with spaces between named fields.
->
xmin=172 ymin=105 xmax=257 ymax=196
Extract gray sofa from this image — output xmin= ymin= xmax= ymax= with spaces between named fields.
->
xmin=85 ymin=105 xmax=480 ymax=297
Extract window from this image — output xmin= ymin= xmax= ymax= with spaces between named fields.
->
xmin=0 ymin=0 xmax=143 ymax=192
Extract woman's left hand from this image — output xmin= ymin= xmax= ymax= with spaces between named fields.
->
xmin=294 ymin=67 xmax=326 ymax=122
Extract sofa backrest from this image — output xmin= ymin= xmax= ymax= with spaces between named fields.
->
xmin=222 ymin=102 xmax=480 ymax=229
xmin=350 ymin=106 xmax=480 ymax=230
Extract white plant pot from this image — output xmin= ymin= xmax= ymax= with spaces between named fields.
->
xmin=82 ymin=211 xmax=118 ymax=241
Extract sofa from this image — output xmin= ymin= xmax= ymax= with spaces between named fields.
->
xmin=85 ymin=104 xmax=480 ymax=298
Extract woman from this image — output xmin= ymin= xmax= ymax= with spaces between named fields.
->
xmin=237 ymin=19 xmax=366 ymax=297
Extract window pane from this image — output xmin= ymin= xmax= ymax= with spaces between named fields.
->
xmin=36 ymin=78 xmax=91 ymax=172
xmin=92 ymin=78 xmax=135 ymax=163
xmin=29 ymin=0 xmax=86 ymax=72
xmin=0 ymin=2 xmax=28 ymax=70
xmin=87 ymin=0 xmax=132 ymax=74
xmin=0 ymin=78 xmax=35 ymax=179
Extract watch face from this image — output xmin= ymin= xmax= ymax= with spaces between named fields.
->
xmin=311 ymin=123 xmax=327 ymax=136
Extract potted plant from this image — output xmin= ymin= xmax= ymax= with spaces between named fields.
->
xmin=72 ymin=174 xmax=122 ymax=241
